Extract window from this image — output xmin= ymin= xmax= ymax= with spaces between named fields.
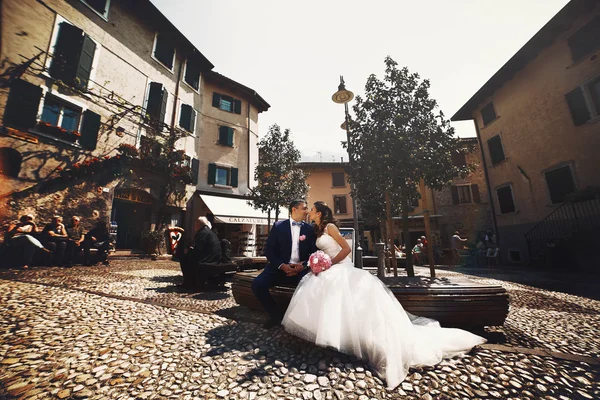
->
xmin=487 ymin=135 xmax=505 ymax=165
xmin=146 ymin=82 xmax=168 ymax=127
xmin=565 ymin=76 xmax=600 ymax=125
xmin=451 ymin=184 xmax=481 ymax=204
xmin=212 ymin=93 xmax=242 ymax=114
xmin=567 ymin=16 xmax=600 ymax=62
xmin=451 ymin=152 xmax=467 ymax=167
xmin=49 ymin=22 xmax=97 ymax=90
xmin=153 ymin=33 xmax=175 ymax=70
xmin=333 ymin=195 xmax=348 ymax=214
xmin=218 ymin=126 xmax=234 ymax=146
xmin=545 ymin=165 xmax=576 ymax=204
xmin=496 ymin=185 xmax=516 ymax=214
xmin=80 ymin=0 xmax=110 ymax=19
xmin=41 ymin=95 xmax=82 ymax=133
xmin=481 ymin=102 xmax=497 ymax=126
xmin=184 ymin=59 xmax=201 ymax=90
xmin=208 ymin=163 xmax=238 ymax=187
xmin=332 ymin=172 xmax=345 ymax=187
xmin=178 ymin=103 xmax=196 ymax=133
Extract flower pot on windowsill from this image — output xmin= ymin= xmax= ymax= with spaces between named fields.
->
xmin=36 ymin=123 xmax=78 ymax=142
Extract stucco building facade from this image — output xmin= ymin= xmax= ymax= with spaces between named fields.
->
xmin=452 ymin=0 xmax=600 ymax=264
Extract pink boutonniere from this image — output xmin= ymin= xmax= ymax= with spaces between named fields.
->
xmin=299 ymin=235 xmax=306 ymax=241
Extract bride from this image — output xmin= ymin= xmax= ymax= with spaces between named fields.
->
xmin=282 ymin=201 xmax=486 ymax=389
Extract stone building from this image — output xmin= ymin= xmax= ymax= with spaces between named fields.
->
xmin=433 ymin=138 xmax=494 ymax=249
xmin=0 ymin=0 xmax=270 ymax=252
xmin=451 ymin=0 xmax=600 ymax=265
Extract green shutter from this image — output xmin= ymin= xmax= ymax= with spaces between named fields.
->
xmin=565 ymin=87 xmax=591 ymax=126
xmin=451 ymin=186 xmax=459 ymax=205
xmin=219 ymin=126 xmax=228 ymax=145
xmin=74 ymin=34 xmax=96 ymax=90
xmin=233 ymin=99 xmax=242 ymax=114
xmin=227 ymin=127 xmax=234 ymax=146
xmin=159 ymin=88 xmax=168 ymax=125
xmin=230 ymin=168 xmax=238 ymax=188
xmin=49 ymin=22 xmax=83 ymax=82
xmin=3 ymin=79 xmax=43 ymax=130
xmin=146 ymin=82 xmax=163 ymax=121
xmin=191 ymin=158 xmax=199 ymax=184
xmin=189 ymin=108 xmax=196 ymax=133
xmin=179 ymin=104 xmax=192 ymax=131
xmin=79 ymin=110 xmax=101 ymax=150
xmin=212 ymin=92 xmax=220 ymax=107
xmin=207 ymin=163 xmax=216 ymax=185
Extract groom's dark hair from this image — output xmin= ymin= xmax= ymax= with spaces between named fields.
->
xmin=289 ymin=199 xmax=306 ymax=212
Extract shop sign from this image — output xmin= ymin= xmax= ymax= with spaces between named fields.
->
xmin=219 ymin=216 xmax=266 ymax=224
xmin=114 ymin=189 xmax=153 ymax=204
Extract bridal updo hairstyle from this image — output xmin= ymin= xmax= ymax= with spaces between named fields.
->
xmin=313 ymin=201 xmax=339 ymax=237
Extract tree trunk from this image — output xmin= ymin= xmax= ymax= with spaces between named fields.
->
xmin=385 ymin=191 xmax=397 ymax=277
xmin=267 ymin=209 xmax=272 ymax=229
xmin=403 ymin=194 xmax=415 ymax=277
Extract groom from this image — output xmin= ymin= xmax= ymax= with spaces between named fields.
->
xmin=252 ymin=199 xmax=317 ymax=329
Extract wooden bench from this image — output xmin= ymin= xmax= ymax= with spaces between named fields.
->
xmin=232 ymin=270 xmax=509 ymax=328
xmin=195 ymin=263 xmax=239 ymax=288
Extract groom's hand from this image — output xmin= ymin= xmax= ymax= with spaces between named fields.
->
xmin=280 ymin=264 xmax=298 ymax=276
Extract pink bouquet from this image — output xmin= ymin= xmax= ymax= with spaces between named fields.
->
xmin=308 ymin=250 xmax=332 ymax=275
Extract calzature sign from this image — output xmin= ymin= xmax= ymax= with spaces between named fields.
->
xmin=219 ymin=216 xmax=267 ymax=224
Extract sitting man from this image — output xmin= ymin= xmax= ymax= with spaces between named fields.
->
xmin=179 ymin=216 xmax=221 ymax=288
xmin=83 ymin=221 xmax=111 ymax=266
xmin=42 ymin=215 xmax=68 ymax=266
xmin=64 ymin=216 xmax=86 ymax=268
xmin=3 ymin=214 xmax=49 ymax=269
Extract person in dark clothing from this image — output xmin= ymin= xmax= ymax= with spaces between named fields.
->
xmin=64 ymin=216 xmax=86 ymax=267
xmin=3 ymin=214 xmax=49 ymax=269
xmin=179 ymin=217 xmax=222 ymax=287
xmin=42 ymin=216 xmax=68 ymax=266
xmin=83 ymin=221 xmax=110 ymax=266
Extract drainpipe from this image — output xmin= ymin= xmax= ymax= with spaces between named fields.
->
xmin=473 ymin=119 xmax=499 ymax=246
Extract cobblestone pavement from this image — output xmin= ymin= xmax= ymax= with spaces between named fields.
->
xmin=0 ymin=261 xmax=598 ymax=399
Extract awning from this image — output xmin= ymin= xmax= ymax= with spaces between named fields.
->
xmin=199 ymin=194 xmax=288 ymax=225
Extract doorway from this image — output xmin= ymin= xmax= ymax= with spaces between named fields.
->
xmin=111 ymin=189 xmax=153 ymax=249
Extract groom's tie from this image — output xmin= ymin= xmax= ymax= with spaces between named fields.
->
xmin=291 ymin=221 xmax=302 ymax=227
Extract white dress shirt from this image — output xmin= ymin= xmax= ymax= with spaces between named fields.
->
xmin=289 ymin=218 xmax=301 ymax=264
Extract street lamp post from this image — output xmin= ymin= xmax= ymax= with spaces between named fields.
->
xmin=332 ymin=76 xmax=363 ymax=269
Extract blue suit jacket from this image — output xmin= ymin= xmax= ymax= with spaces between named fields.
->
xmin=264 ymin=219 xmax=317 ymax=274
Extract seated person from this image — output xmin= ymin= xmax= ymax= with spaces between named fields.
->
xmin=42 ymin=215 xmax=68 ymax=266
xmin=412 ymin=239 xmax=423 ymax=265
xmin=179 ymin=217 xmax=222 ymax=288
xmin=83 ymin=221 xmax=110 ymax=266
xmin=4 ymin=214 xmax=49 ymax=269
xmin=64 ymin=216 xmax=86 ymax=268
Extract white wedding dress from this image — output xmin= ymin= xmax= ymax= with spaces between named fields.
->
xmin=282 ymin=227 xmax=486 ymax=389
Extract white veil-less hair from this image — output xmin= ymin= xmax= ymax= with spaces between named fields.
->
xmin=197 ymin=216 xmax=212 ymax=229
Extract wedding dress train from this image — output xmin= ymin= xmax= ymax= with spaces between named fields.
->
xmin=282 ymin=228 xmax=486 ymax=389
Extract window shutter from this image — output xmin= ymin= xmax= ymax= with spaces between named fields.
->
xmin=79 ymin=110 xmax=101 ymax=150
xmin=227 ymin=127 xmax=234 ymax=146
xmin=191 ymin=158 xmax=199 ymax=184
xmin=74 ymin=34 xmax=96 ymax=90
xmin=230 ymin=168 xmax=239 ymax=187
xmin=49 ymin=22 xmax=84 ymax=82
xmin=565 ymin=87 xmax=591 ymax=126
xmin=154 ymin=33 xmax=174 ymax=69
xmin=207 ymin=163 xmax=216 ymax=185
xmin=184 ymin=60 xmax=200 ymax=90
xmin=212 ymin=93 xmax=221 ymax=107
xmin=3 ymin=79 xmax=43 ymax=130
xmin=488 ymin=135 xmax=505 ymax=165
xmin=451 ymin=186 xmax=459 ymax=205
xmin=179 ymin=104 xmax=192 ymax=131
xmin=471 ymin=184 xmax=481 ymax=203
xmin=340 ymin=196 xmax=347 ymax=213
xmin=146 ymin=82 xmax=163 ymax=121
xmin=159 ymin=88 xmax=169 ymax=125
xmin=233 ymin=99 xmax=242 ymax=114
xmin=189 ymin=109 xmax=196 ymax=133
xmin=497 ymin=186 xmax=516 ymax=214
xmin=219 ymin=126 xmax=228 ymax=144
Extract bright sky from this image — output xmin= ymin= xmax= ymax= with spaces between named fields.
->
xmin=151 ymin=0 xmax=569 ymax=162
